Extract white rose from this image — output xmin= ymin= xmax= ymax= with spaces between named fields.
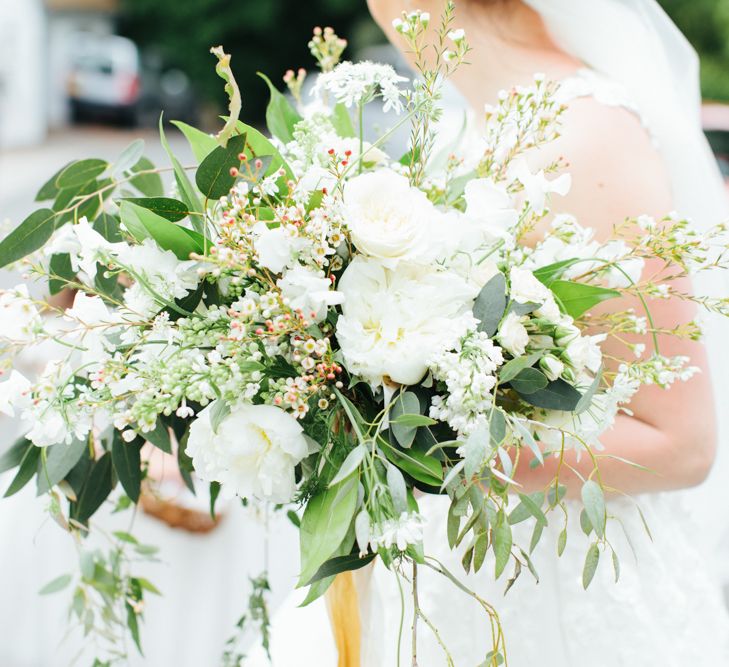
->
xmin=497 ymin=312 xmax=529 ymax=357
xmin=534 ymin=294 xmax=562 ymax=323
xmin=336 ymin=257 xmax=477 ymax=387
xmin=277 ymin=265 xmax=344 ymax=323
xmin=0 ymin=370 xmax=31 ymax=417
xmin=566 ymin=334 xmax=606 ymax=374
xmin=0 ymin=285 xmax=42 ymax=343
xmin=186 ymin=402 xmax=309 ymax=503
xmin=509 ymin=266 xmax=551 ymax=305
xmin=343 ymin=169 xmax=443 ymax=266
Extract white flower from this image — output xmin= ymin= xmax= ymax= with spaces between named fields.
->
xmin=64 ymin=292 xmax=116 ymax=327
xmin=540 ymin=354 xmax=565 ymax=381
xmin=0 ymin=285 xmax=42 ymax=343
xmin=369 ymin=512 xmax=426 ymax=552
xmin=510 ymin=159 xmax=571 ymax=214
xmin=277 ymin=265 xmax=343 ymax=323
xmin=252 ymin=222 xmax=302 ymax=274
xmin=343 ymin=169 xmax=444 ymax=267
xmin=447 ymin=28 xmax=466 ymax=44
xmin=565 ymin=334 xmax=606 ymax=374
xmin=509 ymin=266 xmax=551 ymax=305
xmin=186 ymin=402 xmax=309 ymax=503
xmin=463 ymin=178 xmax=519 ymax=235
xmin=336 ymin=257 xmax=477 ymax=387
xmin=497 ymin=312 xmax=529 ymax=357
xmin=0 ymin=370 xmax=32 ymax=417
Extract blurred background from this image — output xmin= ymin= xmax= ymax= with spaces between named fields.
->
xmin=1 ymin=0 xmax=729 ymax=665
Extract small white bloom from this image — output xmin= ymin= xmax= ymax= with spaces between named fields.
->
xmin=252 ymin=222 xmax=302 ymax=274
xmin=0 ymin=370 xmax=32 ymax=417
xmin=0 ymin=285 xmax=42 ymax=343
xmin=509 ymin=267 xmax=551 ymax=305
xmin=65 ymin=292 xmax=115 ymax=327
xmin=447 ymin=28 xmax=466 ymax=44
xmin=463 ymin=178 xmax=519 ymax=235
xmin=540 ymin=354 xmax=565 ymax=381
xmin=186 ymin=402 xmax=309 ymax=503
xmin=510 ymin=159 xmax=571 ymax=214
xmin=497 ymin=312 xmax=529 ymax=357
xmin=277 ymin=265 xmax=344 ymax=323
xmin=565 ymin=334 xmax=606 ymax=374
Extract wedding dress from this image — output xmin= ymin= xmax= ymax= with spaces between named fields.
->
xmin=246 ymin=2 xmax=729 ymax=665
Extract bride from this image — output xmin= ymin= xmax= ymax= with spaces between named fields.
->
xmin=249 ymin=1 xmax=729 ymax=665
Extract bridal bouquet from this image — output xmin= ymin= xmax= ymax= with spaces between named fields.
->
xmin=1 ymin=5 xmax=728 ymax=664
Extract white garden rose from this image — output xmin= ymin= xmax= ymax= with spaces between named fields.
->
xmin=509 ymin=266 xmax=552 ymax=305
xmin=186 ymin=402 xmax=309 ymax=503
xmin=342 ymin=169 xmax=444 ymax=266
xmin=336 ymin=257 xmax=477 ymax=387
xmin=0 ymin=285 xmax=42 ymax=343
xmin=497 ymin=312 xmax=529 ymax=357
xmin=277 ymin=264 xmax=344 ymax=323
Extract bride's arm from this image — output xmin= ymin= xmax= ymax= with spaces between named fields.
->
xmin=514 ymin=98 xmax=718 ymax=495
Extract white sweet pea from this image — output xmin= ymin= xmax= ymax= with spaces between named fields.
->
xmin=252 ymin=222 xmax=301 ymax=274
xmin=277 ymin=265 xmax=344 ymax=323
xmin=510 ymin=159 xmax=571 ymax=214
xmin=463 ymin=178 xmax=519 ymax=235
xmin=0 ymin=370 xmax=32 ymax=417
xmin=509 ymin=267 xmax=551 ymax=305
xmin=336 ymin=257 xmax=477 ymax=387
xmin=497 ymin=312 xmax=529 ymax=357
xmin=65 ymin=292 xmax=116 ymax=327
xmin=0 ymin=285 xmax=42 ymax=343
xmin=343 ymin=169 xmax=445 ymax=267
xmin=186 ymin=402 xmax=309 ymax=503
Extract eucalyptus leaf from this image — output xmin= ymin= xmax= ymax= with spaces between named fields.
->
xmin=575 ymin=369 xmax=603 ymax=414
xmin=0 ymin=208 xmax=56 ymax=269
xmin=56 ymin=159 xmax=108 ymax=189
xmin=39 ymin=573 xmax=72 ymax=595
xmin=129 ymin=157 xmax=164 ymax=197
xmin=111 ymin=433 xmax=142 ymax=503
xmin=195 ymin=132 xmax=248 ymax=200
xmin=48 ymin=253 xmax=75 ymax=295
xmin=582 ymin=542 xmax=600 ymax=589
xmin=493 ymin=511 xmax=513 ymax=579
xmin=390 ymin=391 xmax=421 ymax=449
xmin=499 ymin=352 xmax=543 ymax=384
xmin=386 ymin=463 xmax=408 ymax=513
xmin=122 ymin=197 xmax=189 ymax=222
xmin=328 ymin=445 xmax=365 ymax=487
xmin=306 ymin=552 xmax=376 ymax=586
xmin=209 ymin=400 xmax=231 ymax=434
xmin=144 ymin=421 xmax=172 ymax=454
xmin=37 ymin=437 xmax=87 ymax=495
xmin=113 ymin=140 xmax=145 ymax=176
xmin=473 ymin=272 xmax=507 ymax=336
xmin=509 ymin=367 xmax=548 ymax=395
xmin=516 ymin=378 xmax=583 ymax=411
xmin=511 ymin=419 xmax=543 ymax=465
xmin=581 ymin=480 xmax=606 ymax=539
xmin=379 ymin=437 xmax=443 ymax=487
xmin=36 ymin=161 xmax=72 ymax=201
xmin=159 ymin=115 xmax=202 ymax=219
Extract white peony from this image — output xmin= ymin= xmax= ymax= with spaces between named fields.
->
xmin=277 ymin=265 xmax=344 ymax=323
xmin=0 ymin=285 xmax=42 ymax=343
xmin=497 ymin=312 xmax=529 ymax=357
xmin=336 ymin=257 xmax=477 ymax=387
xmin=0 ymin=370 xmax=32 ymax=417
xmin=185 ymin=402 xmax=309 ymax=503
xmin=342 ymin=169 xmax=445 ymax=267
xmin=509 ymin=266 xmax=551 ymax=305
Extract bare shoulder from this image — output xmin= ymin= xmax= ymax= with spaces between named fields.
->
xmin=530 ymin=96 xmax=673 ymax=240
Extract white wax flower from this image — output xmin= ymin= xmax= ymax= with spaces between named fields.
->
xmin=343 ymin=169 xmax=445 ymax=267
xmin=186 ymin=402 xmax=309 ymax=503
xmin=497 ymin=311 xmax=529 ymax=357
xmin=0 ymin=370 xmax=31 ymax=417
xmin=0 ymin=285 xmax=42 ymax=343
xmin=277 ymin=265 xmax=344 ymax=323
xmin=509 ymin=266 xmax=552 ymax=305
xmin=336 ymin=257 xmax=476 ymax=388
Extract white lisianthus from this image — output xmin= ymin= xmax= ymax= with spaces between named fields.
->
xmin=277 ymin=265 xmax=344 ymax=323
xmin=540 ymin=354 xmax=565 ymax=381
xmin=0 ymin=285 xmax=42 ymax=343
xmin=463 ymin=178 xmax=519 ymax=235
xmin=343 ymin=169 xmax=445 ymax=267
xmin=336 ymin=257 xmax=477 ymax=387
xmin=509 ymin=266 xmax=551 ymax=305
xmin=497 ymin=312 xmax=529 ymax=357
xmin=534 ymin=294 xmax=562 ymax=323
xmin=0 ymin=370 xmax=32 ymax=417
xmin=565 ymin=333 xmax=606 ymax=374
xmin=186 ymin=402 xmax=309 ymax=503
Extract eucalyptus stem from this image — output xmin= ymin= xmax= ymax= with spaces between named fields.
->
xmin=411 ymin=561 xmax=419 ymax=667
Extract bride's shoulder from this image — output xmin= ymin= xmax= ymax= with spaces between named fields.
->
xmin=531 ymin=75 xmax=672 ymax=239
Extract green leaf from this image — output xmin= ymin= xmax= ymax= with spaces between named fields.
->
xmin=56 ymin=159 xmax=108 ymax=189
xmin=0 ymin=437 xmax=32 ymax=473
xmin=0 ymin=208 xmax=56 ymax=269
xmin=39 ymin=573 xmax=72 ymax=595
xmin=331 ymin=103 xmax=355 ymax=137
xmin=170 ymin=120 xmax=218 ymax=162
xmin=177 ymin=430 xmax=195 ymax=495
xmin=557 ymin=527 xmax=567 ymax=556
xmin=329 ymin=445 xmax=366 ymax=487
xmin=473 ymin=272 xmax=506 ymax=336
xmin=233 ymin=119 xmax=294 ymax=180
xmin=126 ymin=602 xmax=143 ymax=654
xmin=119 ymin=201 xmax=203 ymax=260
xmin=94 ymin=212 xmax=122 ymax=242
xmin=379 ymin=438 xmax=443 ymax=487
xmin=111 ymin=432 xmax=142 ymax=503
xmin=258 ymin=72 xmax=302 ymax=144
xmin=493 ymin=510 xmax=512 ymax=579
xmin=298 ymin=475 xmax=358 ymax=586
xmin=36 ymin=161 xmax=72 ymax=201
xmin=3 ymin=442 xmax=41 ymax=497
xmin=299 ymin=575 xmax=335 ymax=608
xmin=113 ymin=139 xmax=145 ymax=176
xmin=490 ymin=409 xmax=506 ymax=446
xmin=581 ymin=480 xmax=606 ymax=539
xmin=533 ymin=259 xmax=580 ymax=287
xmin=611 ymin=549 xmax=620 ymax=583
xmin=129 ymin=157 xmax=164 ymax=197
xmin=306 ymin=552 xmax=376 ymax=585
xmin=582 ymin=542 xmax=600 ymax=589
xmin=517 ymin=492 xmax=547 ymax=527
xmin=73 ymin=453 xmax=113 ymax=523
xmin=550 ymin=280 xmax=621 ymax=319
xmin=499 ymin=351 xmax=543 ymax=384
xmin=48 ymin=253 xmax=75 ymax=295
xmin=516 ymin=378 xmax=583 ymax=411
xmin=511 ymin=419 xmax=543 ymax=465
xmin=390 ymin=391 xmax=422 ymax=449
xmin=36 ymin=437 xmax=87 ymax=495
xmin=143 ymin=421 xmax=172 ymax=454
xmin=195 ymin=132 xmax=248 ymax=200
xmin=575 ymin=369 xmax=602 ymax=414
xmin=209 ymin=481 xmax=222 ymax=519
xmin=210 ymin=46 xmax=242 ymax=147
xmin=580 ymin=508 xmax=593 ymax=536
xmin=159 ymin=115 xmax=202 ymax=219
xmin=509 ymin=367 xmax=548 ymax=395
xmin=210 ymin=399 xmax=231 ymax=434
xmin=122 ymin=197 xmax=189 ymax=222
xmin=390 ymin=414 xmax=437 ymax=428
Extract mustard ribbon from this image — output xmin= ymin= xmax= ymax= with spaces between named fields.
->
xmin=326 ymin=572 xmax=362 ymax=667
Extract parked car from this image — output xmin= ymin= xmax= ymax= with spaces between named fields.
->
xmin=67 ymin=34 xmax=141 ymax=126
xmin=702 ymin=104 xmax=729 ymax=191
